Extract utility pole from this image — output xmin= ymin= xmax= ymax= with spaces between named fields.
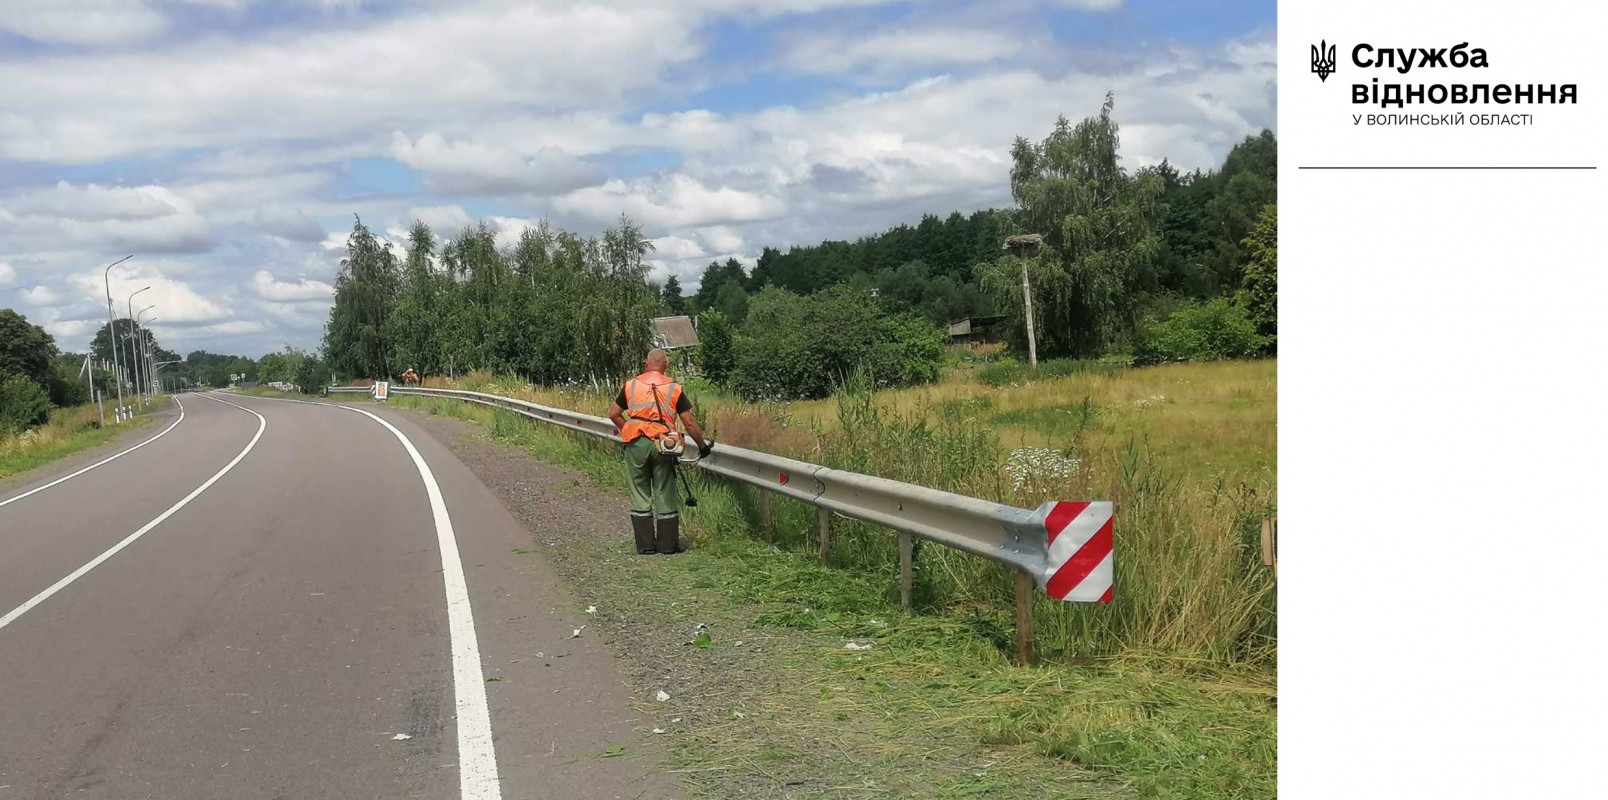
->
xmin=1004 ymin=234 xmax=1044 ymax=368
xmin=81 ymin=354 xmax=102 ymax=427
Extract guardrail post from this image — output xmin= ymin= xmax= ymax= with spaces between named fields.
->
xmin=1261 ymin=516 xmax=1277 ymax=577
xmin=898 ymin=532 xmax=913 ymax=611
xmin=817 ymin=508 xmax=831 ymax=566
xmin=1014 ymin=570 xmax=1035 ymax=666
xmin=759 ymin=492 xmax=773 ymax=543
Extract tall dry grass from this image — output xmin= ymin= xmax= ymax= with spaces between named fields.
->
xmin=0 ymin=402 xmax=128 ymax=480
xmin=410 ymin=360 xmax=1276 ymax=665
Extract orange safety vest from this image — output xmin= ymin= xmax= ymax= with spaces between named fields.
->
xmin=619 ymin=371 xmax=683 ymax=443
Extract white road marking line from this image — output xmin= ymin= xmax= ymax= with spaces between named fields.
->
xmin=224 ymin=392 xmax=503 ymax=800
xmin=0 ymin=395 xmax=188 ymax=511
xmin=0 ymin=395 xmax=266 ymax=632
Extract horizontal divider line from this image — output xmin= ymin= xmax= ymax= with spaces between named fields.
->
xmin=1298 ymin=166 xmax=1596 ymax=169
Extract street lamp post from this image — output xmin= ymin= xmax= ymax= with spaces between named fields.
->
xmin=136 ymin=307 xmax=157 ymax=400
xmin=127 ymin=288 xmax=151 ymax=403
xmin=102 ymin=255 xmax=133 ymax=420
xmin=154 ymin=359 xmax=180 ymax=396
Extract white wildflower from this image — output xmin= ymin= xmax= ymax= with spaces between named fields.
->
xmin=1003 ymin=446 xmax=1081 ymax=495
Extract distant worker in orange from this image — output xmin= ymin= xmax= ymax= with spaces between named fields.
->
xmin=401 ymin=368 xmax=419 ymax=385
xmin=608 ymin=349 xmax=712 ymax=555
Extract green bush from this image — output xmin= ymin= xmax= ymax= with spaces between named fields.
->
xmin=293 ymin=354 xmax=328 ymax=394
xmin=694 ymin=309 xmax=738 ymax=386
xmin=48 ymin=359 xmax=91 ymax=408
xmin=0 ymin=374 xmax=52 ymax=434
xmin=731 ymin=286 xmax=947 ymax=401
xmin=1133 ymin=298 xmax=1268 ymax=366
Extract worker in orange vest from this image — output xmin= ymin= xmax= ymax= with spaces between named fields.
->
xmin=608 ymin=349 xmax=712 ymax=555
xmin=401 ymin=368 xmax=419 ymax=385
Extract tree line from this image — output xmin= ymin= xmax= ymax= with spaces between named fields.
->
xmin=321 ymin=215 xmax=660 ymax=387
xmin=304 ymin=92 xmax=1276 ymax=398
xmin=678 ymin=95 xmax=1276 ymax=362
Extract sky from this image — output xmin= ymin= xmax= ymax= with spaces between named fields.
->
xmin=0 ymin=0 xmax=1275 ymax=358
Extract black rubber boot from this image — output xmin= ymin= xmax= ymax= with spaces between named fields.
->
xmin=656 ymin=514 xmax=682 ymax=555
xmin=631 ymin=514 xmax=657 ymax=554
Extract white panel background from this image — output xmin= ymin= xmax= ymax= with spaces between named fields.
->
xmin=1280 ymin=1 xmax=1608 ymax=797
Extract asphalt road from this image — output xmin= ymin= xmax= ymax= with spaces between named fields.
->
xmin=0 ymin=392 xmax=676 ymax=800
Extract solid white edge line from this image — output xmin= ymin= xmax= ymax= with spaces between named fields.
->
xmin=223 ymin=391 xmax=503 ymax=800
xmin=0 ymin=394 xmax=267 ymax=631
xmin=0 ymin=395 xmax=188 ymax=510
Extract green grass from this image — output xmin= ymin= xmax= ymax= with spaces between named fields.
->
xmin=0 ymin=401 xmax=154 ymax=481
xmin=391 ymin=391 xmax=1276 ymax=799
xmin=402 ymin=362 xmax=1278 ymax=665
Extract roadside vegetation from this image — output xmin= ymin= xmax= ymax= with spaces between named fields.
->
xmin=0 ymin=400 xmax=156 ymax=482
xmin=0 ymin=307 xmax=168 ymax=481
xmin=390 ymin=354 xmax=1276 ymax=798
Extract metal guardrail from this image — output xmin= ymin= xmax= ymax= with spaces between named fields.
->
xmin=327 ymin=382 xmax=1114 ymax=663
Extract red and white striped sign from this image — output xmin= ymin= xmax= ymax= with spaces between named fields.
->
xmin=1040 ymin=500 xmax=1114 ymax=603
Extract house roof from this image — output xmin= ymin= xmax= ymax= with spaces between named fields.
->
xmin=947 ymin=315 xmax=1007 ymax=337
xmin=650 ymin=315 xmax=700 ymax=349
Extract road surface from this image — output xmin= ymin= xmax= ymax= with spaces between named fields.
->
xmin=0 ymin=392 xmax=676 ymax=800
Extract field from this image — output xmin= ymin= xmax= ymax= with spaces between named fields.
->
xmin=392 ymin=356 xmax=1277 ymax=798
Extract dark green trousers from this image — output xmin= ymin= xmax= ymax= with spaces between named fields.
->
xmin=623 ymin=436 xmax=680 ymax=517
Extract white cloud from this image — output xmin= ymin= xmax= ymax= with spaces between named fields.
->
xmin=0 ymin=262 xmax=14 ymax=285
xmin=0 ymin=3 xmax=700 ymax=163
xmin=405 ymin=205 xmax=475 ymax=235
xmin=557 ymin=174 xmax=786 ymax=228
xmin=66 ymin=266 xmax=229 ymax=324
xmin=194 ymin=320 xmax=267 ymax=336
xmin=391 ymin=132 xmax=603 ymax=196
xmin=249 ymin=270 xmax=333 ymax=303
xmin=485 ymin=216 xmax=539 ymax=250
xmin=21 ymin=285 xmax=63 ymax=306
xmin=6 ymin=181 xmax=213 ymax=253
xmin=44 ymin=318 xmax=100 ymax=340
xmin=783 ymin=28 xmax=1026 ymax=75
xmin=649 ymin=236 xmax=707 ymax=262
xmin=696 ymin=225 xmax=745 ymax=255
xmin=1 ymin=0 xmax=169 ymax=45
xmin=253 ymin=205 xmax=326 ymax=242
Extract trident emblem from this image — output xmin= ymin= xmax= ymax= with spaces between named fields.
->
xmin=1312 ymin=40 xmax=1337 ymax=82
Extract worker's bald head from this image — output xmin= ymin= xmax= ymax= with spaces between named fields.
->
xmin=644 ymin=349 xmax=670 ymax=371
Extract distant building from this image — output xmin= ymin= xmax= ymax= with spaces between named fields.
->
xmin=650 ymin=315 xmax=700 ymax=350
xmin=948 ymin=315 xmax=1007 ymax=347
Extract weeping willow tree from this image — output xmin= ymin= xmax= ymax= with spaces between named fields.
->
xmin=323 ymin=213 xmax=660 ymax=385
xmin=977 ymin=92 xmax=1164 ymax=358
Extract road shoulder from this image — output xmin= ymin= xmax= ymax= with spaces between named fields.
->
xmin=349 ymin=401 xmax=683 ymax=800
